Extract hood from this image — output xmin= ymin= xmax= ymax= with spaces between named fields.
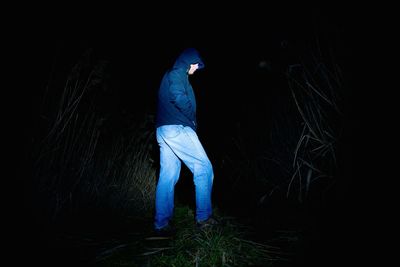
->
xmin=172 ymin=48 xmax=205 ymax=71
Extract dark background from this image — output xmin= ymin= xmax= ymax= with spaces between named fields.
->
xmin=8 ymin=4 xmax=366 ymax=266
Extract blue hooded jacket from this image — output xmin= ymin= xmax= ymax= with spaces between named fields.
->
xmin=156 ymin=48 xmax=205 ymax=131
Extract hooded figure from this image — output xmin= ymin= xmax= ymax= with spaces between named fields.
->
xmin=156 ymin=48 xmax=205 ymax=131
xmin=153 ymin=48 xmax=218 ymax=236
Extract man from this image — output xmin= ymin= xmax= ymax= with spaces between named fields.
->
xmin=154 ymin=48 xmax=217 ymax=235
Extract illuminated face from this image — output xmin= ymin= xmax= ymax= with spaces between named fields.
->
xmin=188 ymin=63 xmax=199 ymax=75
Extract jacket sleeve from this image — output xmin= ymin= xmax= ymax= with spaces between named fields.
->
xmin=168 ymin=71 xmax=194 ymax=120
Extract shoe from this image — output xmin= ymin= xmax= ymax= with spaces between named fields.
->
xmin=196 ymin=216 xmax=220 ymax=230
xmin=154 ymin=223 xmax=176 ymax=237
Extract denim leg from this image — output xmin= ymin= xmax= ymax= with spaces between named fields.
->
xmin=157 ymin=125 xmax=214 ymax=223
xmin=154 ymin=128 xmax=181 ymax=229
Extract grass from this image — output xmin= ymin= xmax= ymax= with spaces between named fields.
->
xmin=86 ymin=205 xmax=291 ymax=266
xmin=32 ymin=54 xmax=158 ymax=222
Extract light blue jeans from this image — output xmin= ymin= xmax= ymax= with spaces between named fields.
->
xmin=154 ymin=125 xmax=214 ymax=229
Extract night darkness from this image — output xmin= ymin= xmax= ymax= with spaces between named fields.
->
xmin=10 ymin=4 xmax=362 ymax=267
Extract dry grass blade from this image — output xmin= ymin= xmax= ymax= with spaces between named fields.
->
xmin=140 ymin=247 xmax=173 ymax=256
